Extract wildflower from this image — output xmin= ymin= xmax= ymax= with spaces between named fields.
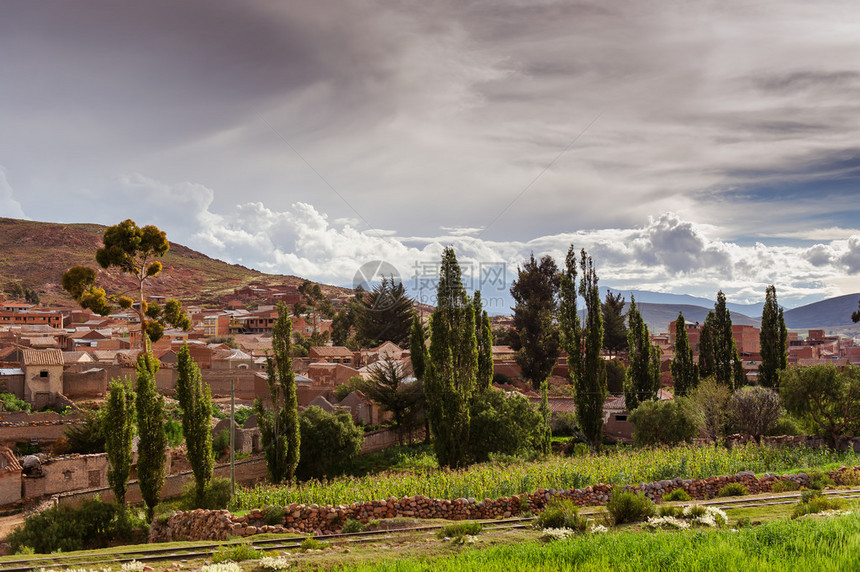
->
xmin=121 ymin=561 xmax=145 ymax=572
xmin=590 ymin=524 xmax=609 ymax=534
xmin=259 ymin=556 xmax=292 ymax=571
xmin=540 ymin=527 xmax=577 ymax=541
xmin=645 ymin=516 xmax=690 ymax=530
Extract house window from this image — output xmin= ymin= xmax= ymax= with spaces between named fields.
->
xmin=615 ymin=415 xmax=627 ymax=422
xmin=40 ymin=370 xmax=49 ymax=378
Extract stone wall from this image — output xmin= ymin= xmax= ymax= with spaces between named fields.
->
xmin=149 ymin=464 xmax=860 ymax=542
xmin=0 ymin=412 xmax=82 ymax=446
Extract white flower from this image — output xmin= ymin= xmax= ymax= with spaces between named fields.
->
xmin=540 ymin=527 xmax=577 ymax=541
xmin=122 ymin=561 xmax=145 ymax=572
xmin=590 ymin=524 xmax=608 ymax=534
xmin=259 ymin=556 xmax=291 ymax=571
xmin=646 ymin=516 xmax=691 ymax=530
xmin=201 ymin=563 xmax=242 ymax=572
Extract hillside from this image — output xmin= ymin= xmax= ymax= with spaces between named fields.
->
xmin=635 ymin=302 xmax=761 ymax=334
xmin=0 ymin=218 xmax=314 ymax=306
xmin=784 ymin=293 xmax=860 ymax=330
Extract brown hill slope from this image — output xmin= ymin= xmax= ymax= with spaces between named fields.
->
xmin=0 ymin=217 xmax=308 ymax=306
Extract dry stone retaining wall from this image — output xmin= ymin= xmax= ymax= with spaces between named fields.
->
xmin=149 ymin=464 xmax=860 ymax=542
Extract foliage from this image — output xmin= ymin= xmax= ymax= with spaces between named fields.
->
xmin=4 ymin=280 xmax=40 ymax=304
xmin=807 ymin=470 xmax=834 ymax=490
xmin=671 ymin=312 xmax=699 ymax=397
xmin=604 ymin=358 xmax=626 ymax=394
xmin=300 ymin=536 xmax=331 ymax=551
xmin=342 ymin=518 xmax=364 ymax=533
xmin=688 ymin=377 xmax=731 ymax=441
xmin=759 ymin=285 xmax=788 ymax=388
xmin=207 ymin=335 xmax=238 ymax=348
xmin=261 ymin=505 xmax=287 ymax=525
xmin=728 ymin=385 xmax=782 ymax=442
xmin=853 ymin=298 xmax=860 ymax=323
xmin=771 ymin=479 xmax=800 ymax=492
xmin=663 ymin=488 xmax=692 ymax=501
xmin=716 ymin=482 xmax=749 ymax=497
xmin=561 ymin=246 xmax=606 ymax=450
xmin=63 ymin=407 xmax=106 ymax=454
xmin=297 ymin=406 xmax=364 ymax=480
xmin=424 ymin=247 xmax=477 ymax=468
xmin=233 ymin=443 xmax=859 ymax=509
xmin=175 ymin=345 xmax=215 ymax=505
xmin=534 ymin=497 xmax=588 ymax=531
xmin=706 ymin=292 xmax=743 ymax=391
xmin=61 ymin=219 xmax=190 ymax=346
xmin=468 ymin=388 xmax=544 ymax=462
xmin=605 ymin=489 xmax=656 ymax=525
xmin=538 ymin=379 xmax=552 ymax=455
xmin=437 ymin=521 xmax=484 ymax=540
xmin=256 ymin=302 xmax=301 ymax=483
xmin=510 ymin=254 xmax=560 ymax=389
xmin=212 ymin=429 xmax=230 ymax=459
xmin=602 ymin=290 xmax=628 ymax=358
xmin=474 ymin=291 xmax=494 ymax=391
xmin=362 ymin=358 xmax=423 ymax=445
xmin=625 ymin=296 xmax=661 ymax=409
xmin=767 ymin=414 xmax=805 ymax=436
xmin=211 ymin=542 xmax=260 ymax=563
xmin=837 ymin=467 xmax=860 ymax=486
xmin=340 ymin=512 xmax=860 ymax=571
xmin=104 ymin=379 xmax=135 ymax=506
xmin=0 ymin=392 xmax=30 ymax=412
xmin=335 ymin=375 xmax=366 ymax=402
xmin=629 ymin=398 xmax=697 ymax=447
xmin=792 ymin=490 xmax=841 ymax=519
xmin=353 ymin=276 xmax=414 ymax=347
xmin=7 ymin=499 xmax=147 ymax=554
xmin=135 ymin=352 xmax=167 ymax=521
xmin=176 ymin=477 xmax=232 ymax=510
xmin=163 ymin=418 xmax=184 ymax=448
xmin=780 ymin=364 xmax=860 ymax=447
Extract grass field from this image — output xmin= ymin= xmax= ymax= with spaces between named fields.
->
xmin=233 ymin=443 xmax=860 ymax=509
xmin=338 ymin=512 xmax=860 ymax=571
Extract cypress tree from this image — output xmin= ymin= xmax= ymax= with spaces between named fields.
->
xmin=602 ymin=291 xmax=628 ymax=358
xmin=711 ymin=291 xmax=737 ymax=391
xmin=255 ymin=302 xmax=300 ymax=483
xmin=424 ymin=247 xmax=477 ymax=468
xmin=409 ymin=312 xmax=429 ymax=381
xmin=175 ymin=345 xmax=214 ymax=506
xmin=624 ymin=295 xmax=661 ymax=410
xmin=759 ymin=285 xmax=788 ymax=388
xmin=510 ymin=254 xmax=560 ymax=390
xmin=474 ymin=291 xmax=494 ymax=391
xmin=698 ymin=312 xmax=715 ymax=379
xmin=135 ymin=351 xmax=167 ymax=522
xmin=538 ymin=378 xmax=552 ymax=456
xmin=104 ymin=379 xmax=134 ymax=508
xmin=560 ymin=246 xmax=606 ymax=451
xmin=671 ymin=312 xmax=699 ymax=396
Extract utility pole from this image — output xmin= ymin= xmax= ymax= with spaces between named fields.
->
xmin=230 ymin=377 xmax=235 ymax=500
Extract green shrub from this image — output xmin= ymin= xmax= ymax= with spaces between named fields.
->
xmin=800 ymin=489 xmax=823 ymax=504
xmin=163 ymin=419 xmax=184 ymax=448
xmin=178 ymin=477 xmax=232 ymax=510
xmin=533 ymin=498 xmax=588 ymax=531
xmin=437 ymin=521 xmax=483 ymax=540
xmin=663 ymin=488 xmax=691 ymax=502
xmin=341 ymin=518 xmax=364 ymax=533
xmin=570 ymin=442 xmax=590 ymax=458
xmin=468 ymin=388 xmax=545 ymax=462
xmin=63 ymin=408 xmax=106 ymax=454
xmin=7 ymin=499 xmax=147 ymax=554
xmin=771 ymin=480 xmax=801 ymax=493
xmin=807 ymin=471 xmax=834 ymax=490
xmin=838 ymin=468 xmax=860 ymax=486
xmin=717 ymin=482 xmax=749 ymax=497
xmin=736 ymin=517 xmax=752 ymax=528
xmin=297 ymin=406 xmax=364 ymax=480
xmin=553 ymin=412 xmax=579 ymax=437
xmin=658 ymin=505 xmax=682 ymax=517
xmin=0 ymin=392 xmax=30 ymax=412
xmin=766 ymin=415 xmax=805 ymax=436
xmin=792 ymin=495 xmax=841 ymax=519
xmin=212 ymin=429 xmax=230 ymax=459
xmin=605 ymin=490 xmax=656 ymax=525
xmin=262 ymin=505 xmax=286 ymax=525
xmin=300 ymin=537 xmax=331 ymax=551
xmin=211 ymin=542 xmax=260 ymax=563
xmin=684 ymin=504 xmax=706 ymax=518
xmin=629 ymin=399 xmax=697 ymax=447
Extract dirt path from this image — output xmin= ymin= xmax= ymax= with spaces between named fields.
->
xmin=0 ymin=513 xmax=24 ymax=541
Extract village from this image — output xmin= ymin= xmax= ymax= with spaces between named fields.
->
xmin=1 ymin=281 xmax=859 ymax=511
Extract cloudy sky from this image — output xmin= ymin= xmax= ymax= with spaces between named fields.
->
xmin=1 ymin=1 xmax=859 ymax=310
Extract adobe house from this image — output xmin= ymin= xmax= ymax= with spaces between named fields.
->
xmin=0 ymin=446 xmax=23 ymax=506
xmin=21 ymin=348 xmax=64 ymax=409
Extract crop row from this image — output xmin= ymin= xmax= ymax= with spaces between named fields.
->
xmin=233 ymin=444 xmax=860 ymax=509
